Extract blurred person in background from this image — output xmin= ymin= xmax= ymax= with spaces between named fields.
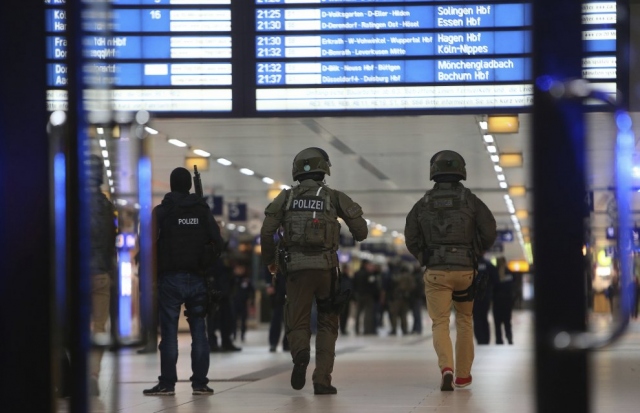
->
xmin=232 ymin=263 xmax=255 ymax=343
xmin=207 ymin=251 xmax=242 ymax=352
xmin=338 ymin=264 xmax=354 ymax=335
xmin=388 ymin=263 xmax=417 ymax=336
xmin=472 ymin=256 xmax=499 ymax=345
xmin=354 ymin=260 xmax=379 ymax=335
xmin=493 ymin=257 xmax=515 ymax=345
xmin=265 ymin=266 xmax=290 ymax=352
xmin=88 ymin=154 xmax=117 ymax=396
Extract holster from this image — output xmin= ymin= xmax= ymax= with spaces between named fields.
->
xmin=317 ymin=267 xmax=351 ymax=314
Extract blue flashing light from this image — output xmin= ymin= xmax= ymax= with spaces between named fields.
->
xmin=535 ymin=75 xmax=554 ymax=92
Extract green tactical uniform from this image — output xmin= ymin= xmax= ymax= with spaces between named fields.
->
xmin=260 ymin=148 xmax=367 ymax=393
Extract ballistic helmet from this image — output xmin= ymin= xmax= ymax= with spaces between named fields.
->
xmin=429 ymin=150 xmax=466 ymax=181
xmin=292 ymin=147 xmax=331 ymax=181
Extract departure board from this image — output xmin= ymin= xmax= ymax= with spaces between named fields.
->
xmin=44 ymin=0 xmax=618 ymax=115
xmin=254 ymin=0 xmax=617 ymax=112
xmin=45 ymin=0 xmax=233 ymax=113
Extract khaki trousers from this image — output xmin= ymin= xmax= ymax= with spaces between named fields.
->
xmin=424 ymin=269 xmax=474 ymax=378
xmin=285 ymin=269 xmax=339 ymax=387
xmin=90 ymin=273 xmax=111 ymax=377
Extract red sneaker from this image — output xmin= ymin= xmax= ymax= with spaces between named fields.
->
xmin=440 ymin=368 xmax=454 ymax=391
xmin=454 ymin=375 xmax=472 ymax=388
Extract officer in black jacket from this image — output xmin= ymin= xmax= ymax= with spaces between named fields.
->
xmin=143 ymin=167 xmax=224 ymax=396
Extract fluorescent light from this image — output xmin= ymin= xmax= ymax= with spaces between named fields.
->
xmin=217 ymin=158 xmax=232 ymax=166
xmin=487 ymin=145 xmax=497 ymax=153
xmin=240 ymin=168 xmax=254 ymax=176
xmin=144 ymin=126 xmax=158 ymax=135
xmin=262 ymin=177 xmax=275 ymax=184
xmin=508 ymin=205 xmax=516 ymax=214
xmin=101 ymin=150 xmax=109 ymax=158
xmin=227 ymin=223 xmax=236 ymax=230
xmin=491 ymin=155 xmax=500 ymax=163
xmin=238 ymin=226 xmax=246 ymax=232
xmin=497 ymin=174 xmax=505 ymax=181
xmin=479 ymin=121 xmax=488 ymax=130
xmin=392 ymin=231 xmax=399 ymax=237
xmin=504 ymin=194 xmax=511 ymax=201
xmin=106 ymin=170 xmax=112 ymax=177
xmin=510 ymin=214 xmax=519 ymax=223
xmin=280 ymin=185 xmax=290 ymax=190
xmin=108 ymin=179 xmax=114 ymax=186
xmin=110 ymin=187 xmax=114 ymax=193
xmin=483 ymin=134 xmax=494 ymax=143
xmin=97 ymin=127 xmax=104 ymax=134
xmin=499 ymin=182 xmax=508 ymax=189
xmin=193 ymin=149 xmax=210 ymax=157
xmin=99 ymin=139 xmax=106 ymax=148
xmin=494 ymin=165 xmax=503 ymax=172
xmin=168 ymin=139 xmax=187 ymax=147
xmin=104 ymin=160 xmax=110 ymax=168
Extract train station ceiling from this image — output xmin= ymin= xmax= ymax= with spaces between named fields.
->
xmin=142 ymin=112 xmax=640 ymax=263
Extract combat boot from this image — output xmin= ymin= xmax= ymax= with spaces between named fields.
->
xmin=290 ymin=350 xmax=310 ymax=390
xmin=313 ymin=383 xmax=337 ymax=395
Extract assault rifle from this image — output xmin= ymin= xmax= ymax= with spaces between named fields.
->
xmin=193 ymin=165 xmax=204 ymax=198
xmin=193 ymin=165 xmax=222 ymax=315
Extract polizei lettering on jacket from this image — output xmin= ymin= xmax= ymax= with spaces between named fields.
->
xmin=178 ymin=218 xmax=199 ymax=225
xmin=291 ymin=196 xmax=325 ymax=211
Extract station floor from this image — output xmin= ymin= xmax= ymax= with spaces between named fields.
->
xmin=60 ymin=310 xmax=640 ymax=413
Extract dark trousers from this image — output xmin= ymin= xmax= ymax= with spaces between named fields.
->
xmin=339 ymin=300 xmax=350 ymax=334
xmin=411 ymin=298 xmax=423 ymax=333
xmin=355 ymin=295 xmax=376 ymax=335
xmin=269 ymin=298 xmax=289 ymax=349
xmin=233 ymin=302 xmax=248 ymax=341
xmin=493 ymin=299 xmax=513 ymax=344
xmin=158 ymin=273 xmax=209 ymax=389
xmin=207 ymin=296 xmax=234 ymax=348
xmin=473 ymin=299 xmax=491 ymax=345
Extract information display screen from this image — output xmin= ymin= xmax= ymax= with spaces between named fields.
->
xmin=44 ymin=0 xmax=233 ymax=112
xmin=44 ymin=0 xmax=618 ymax=115
xmin=254 ymin=0 xmax=617 ymax=113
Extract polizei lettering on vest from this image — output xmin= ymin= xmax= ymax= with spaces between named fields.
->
xmin=291 ymin=198 xmax=324 ymax=211
xmin=178 ymin=218 xmax=199 ymax=225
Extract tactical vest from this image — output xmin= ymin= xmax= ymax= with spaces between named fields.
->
xmin=418 ymin=184 xmax=476 ymax=268
xmin=282 ymin=184 xmax=340 ymax=271
xmin=158 ymin=203 xmax=212 ymax=274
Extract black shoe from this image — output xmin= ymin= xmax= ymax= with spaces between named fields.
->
xmin=143 ymin=384 xmax=175 ymax=396
xmin=210 ymin=344 xmax=221 ymax=353
xmin=269 ymin=346 xmax=277 ymax=352
xmin=314 ymin=383 xmax=337 ymax=395
xmin=221 ymin=344 xmax=242 ymax=352
xmin=192 ymin=385 xmax=214 ymax=395
xmin=291 ymin=350 xmax=310 ymax=390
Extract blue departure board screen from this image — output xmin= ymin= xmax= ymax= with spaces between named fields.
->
xmin=44 ymin=0 xmax=233 ymax=113
xmin=254 ymin=0 xmax=617 ymax=113
xmin=44 ymin=0 xmax=617 ymax=114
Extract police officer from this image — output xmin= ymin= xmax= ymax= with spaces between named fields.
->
xmin=260 ymin=147 xmax=368 ymax=395
xmin=143 ymin=167 xmax=224 ymax=396
xmin=404 ymin=150 xmax=496 ymax=391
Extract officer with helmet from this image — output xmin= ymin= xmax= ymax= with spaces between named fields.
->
xmin=404 ymin=150 xmax=496 ymax=391
xmin=260 ymin=147 xmax=368 ymax=395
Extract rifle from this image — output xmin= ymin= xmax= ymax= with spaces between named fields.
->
xmin=193 ymin=165 xmax=204 ymax=198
